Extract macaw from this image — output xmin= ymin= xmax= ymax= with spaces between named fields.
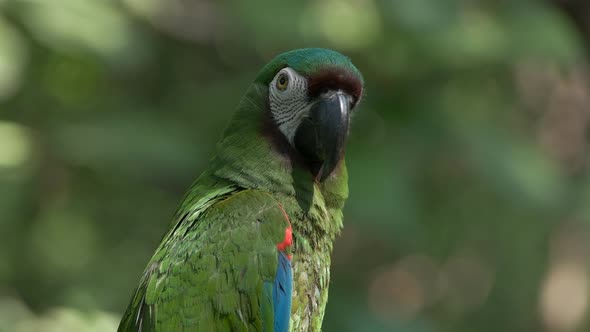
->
xmin=118 ymin=48 xmax=364 ymax=332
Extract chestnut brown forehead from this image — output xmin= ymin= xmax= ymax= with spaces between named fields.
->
xmin=307 ymin=67 xmax=363 ymax=102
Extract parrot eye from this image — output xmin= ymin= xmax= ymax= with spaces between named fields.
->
xmin=276 ymin=73 xmax=289 ymax=91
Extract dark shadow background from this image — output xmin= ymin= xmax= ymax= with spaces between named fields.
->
xmin=1 ymin=0 xmax=590 ymax=331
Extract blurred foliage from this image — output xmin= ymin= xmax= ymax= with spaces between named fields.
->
xmin=1 ymin=0 xmax=590 ymax=331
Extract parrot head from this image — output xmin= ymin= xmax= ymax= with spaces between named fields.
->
xmin=256 ymin=48 xmax=364 ymax=182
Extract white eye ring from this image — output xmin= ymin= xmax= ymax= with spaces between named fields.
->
xmin=276 ymin=71 xmax=289 ymax=91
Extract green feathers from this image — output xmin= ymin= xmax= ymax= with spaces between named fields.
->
xmin=255 ymin=48 xmax=363 ymax=85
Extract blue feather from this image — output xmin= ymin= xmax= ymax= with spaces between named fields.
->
xmin=273 ymin=251 xmax=292 ymax=332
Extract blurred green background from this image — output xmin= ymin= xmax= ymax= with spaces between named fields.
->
xmin=1 ymin=0 xmax=590 ymax=331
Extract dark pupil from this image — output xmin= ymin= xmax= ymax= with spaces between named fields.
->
xmin=279 ymin=76 xmax=286 ymax=85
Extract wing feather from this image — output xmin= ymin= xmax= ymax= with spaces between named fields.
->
xmin=118 ymin=189 xmax=292 ymax=332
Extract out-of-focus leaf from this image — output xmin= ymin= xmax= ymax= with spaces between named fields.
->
xmin=17 ymin=0 xmax=150 ymax=67
xmin=0 ymin=16 xmax=27 ymax=100
xmin=300 ymin=0 xmax=382 ymax=50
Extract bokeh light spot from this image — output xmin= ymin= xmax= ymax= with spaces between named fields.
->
xmin=301 ymin=0 xmax=381 ymax=49
xmin=437 ymin=249 xmax=495 ymax=315
xmin=540 ymin=262 xmax=588 ymax=332
xmin=0 ymin=17 xmax=28 ymax=100
xmin=0 ymin=121 xmax=32 ymax=169
xmin=368 ymin=255 xmax=439 ymax=321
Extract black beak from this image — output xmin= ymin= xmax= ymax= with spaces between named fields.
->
xmin=294 ymin=91 xmax=351 ymax=182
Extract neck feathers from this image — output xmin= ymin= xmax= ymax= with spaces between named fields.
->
xmin=210 ymin=84 xmax=296 ymax=195
xmin=209 ymin=83 xmax=348 ymax=214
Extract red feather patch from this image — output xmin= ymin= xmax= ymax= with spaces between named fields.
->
xmin=276 ymin=203 xmax=293 ymax=260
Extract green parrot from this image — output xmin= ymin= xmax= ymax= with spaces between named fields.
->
xmin=118 ymin=48 xmax=364 ymax=332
